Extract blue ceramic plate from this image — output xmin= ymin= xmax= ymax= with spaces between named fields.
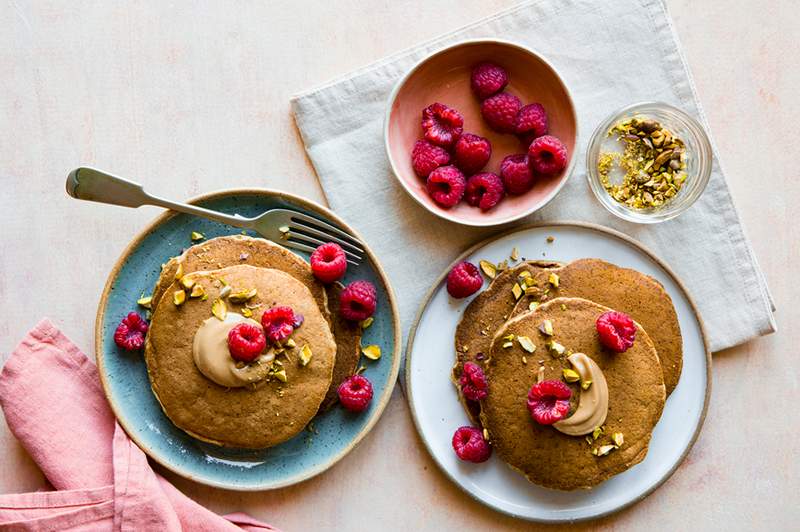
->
xmin=95 ymin=189 xmax=400 ymax=490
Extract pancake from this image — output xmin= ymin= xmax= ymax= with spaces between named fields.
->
xmin=145 ymin=264 xmax=336 ymax=449
xmin=480 ymin=297 xmax=666 ymax=490
xmin=507 ymin=258 xmax=682 ymax=394
xmin=151 ymin=235 xmax=362 ymax=409
xmin=453 ymin=260 xmax=562 ymax=422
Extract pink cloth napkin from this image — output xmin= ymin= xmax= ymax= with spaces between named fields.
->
xmin=0 ymin=319 xmax=280 ymax=532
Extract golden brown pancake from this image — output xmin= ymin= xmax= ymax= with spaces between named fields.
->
xmin=145 ymin=264 xmax=336 ymax=449
xmin=319 ymin=283 xmax=361 ymax=410
xmin=480 ymin=297 xmax=666 ymax=490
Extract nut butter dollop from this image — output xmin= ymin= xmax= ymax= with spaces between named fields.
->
xmin=553 ymin=352 xmax=609 ymax=436
xmin=192 ymin=313 xmax=275 ymax=388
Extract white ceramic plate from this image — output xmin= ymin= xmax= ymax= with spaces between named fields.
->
xmin=405 ymin=222 xmax=710 ymax=523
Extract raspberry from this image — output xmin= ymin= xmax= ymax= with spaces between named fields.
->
xmin=310 ymin=242 xmax=347 ymax=284
xmin=411 ymin=139 xmax=450 ymax=178
xmin=527 ymin=380 xmax=572 ymax=425
xmin=470 ymin=62 xmax=509 ymax=100
xmin=527 ymin=135 xmax=568 ymax=175
xmin=596 ymin=311 xmax=637 ymax=352
xmin=480 ymin=92 xmax=521 ymax=133
xmin=500 ymin=154 xmax=535 ymax=195
xmin=426 ymin=165 xmax=466 ymax=208
xmin=113 ymin=312 xmax=148 ymax=351
xmin=451 ymin=426 xmax=491 ymax=463
xmin=465 ymin=172 xmax=504 ymax=211
xmin=260 ymin=306 xmax=299 ymax=344
xmin=514 ymin=103 xmax=549 ymax=146
xmin=339 ymin=280 xmax=377 ymax=321
xmin=459 ymin=362 xmax=488 ymax=401
xmin=421 ymin=103 xmax=463 ymax=148
xmin=453 ymin=133 xmax=491 ymax=175
xmin=446 ymin=261 xmax=483 ymax=298
xmin=227 ymin=322 xmax=266 ymax=362
xmin=338 ymin=374 xmax=373 ymax=412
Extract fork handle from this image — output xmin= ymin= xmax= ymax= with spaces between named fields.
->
xmin=66 ymin=167 xmax=254 ymax=229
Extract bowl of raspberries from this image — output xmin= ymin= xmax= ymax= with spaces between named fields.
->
xmin=385 ymin=39 xmax=577 ymax=226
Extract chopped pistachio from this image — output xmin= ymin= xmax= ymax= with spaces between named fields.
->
xmin=180 ymin=276 xmax=195 ymax=290
xmin=562 ymin=368 xmax=580 ymax=382
xmin=503 ymin=333 xmax=516 ymax=342
xmin=273 ymin=369 xmax=288 ymax=382
xmin=592 ymin=444 xmax=617 ymax=457
xmin=518 ymin=270 xmax=532 ymax=280
xmin=496 ymin=259 xmax=509 ymax=271
xmin=612 ymin=432 xmax=624 ymax=446
xmin=211 ymin=298 xmax=227 ymax=321
xmin=190 ymin=231 xmax=205 ymax=241
xmin=190 ymin=284 xmax=205 ymax=298
xmin=219 ymin=285 xmax=232 ymax=299
xmin=356 ymin=365 xmax=367 ymax=375
xmin=483 ymin=428 xmax=490 ymax=440
xmin=137 ymin=295 xmax=153 ymax=309
xmin=173 ymin=290 xmax=186 ymax=306
xmin=517 ymin=336 xmax=536 ymax=353
xmin=581 ymin=380 xmax=593 ymax=390
xmin=174 ymin=263 xmax=184 ymax=280
xmin=241 ymin=307 xmax=253 ymax=318
xmin=560 ymin=303 xmax=567 ymax=311
xmin=360 ymin=317 xmax=374 ymax=329
xmin=546 ymin=236 xmax=555 ymax=243
xmin=539 ymin=320 xmax=554 ymax=336
xmin=548 ymin=273 xmax=560 ymax=287
xmin=547 ymin=340 xmax=566 ymax=355
xmin=511 ymin=283 xmax=523 ymax=300
xmin=228 ymin=288 xmax=257 ymax=303
xmin=522 ymin=356 xmax=528 ymax=364
xmin=299 ymin=345 xmax=313 ymax=366
xmin=585 ymin=436 xmax=594 ymax=445
xmin=479 ymin=260 xmax=497 ymax=279
xmin=510 ymin=247 xmax=519 ymax=261
xmin=361 ymin=344 xmax=381 ymax=361
xmin=502 ymin=341 xmax=514 ymax=349
xmin=592 ymin=426 xmax=604 ymax=440
xmin=529 ymin=301 xmax=539 ymax=311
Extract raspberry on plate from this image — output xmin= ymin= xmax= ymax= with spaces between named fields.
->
xmin=411 ymin=139 xmax=450 ymax=178
xmin=459 ymin=362 xmax=488 ymax=402
xmin=114 ymin=312 xmax=148 ymax=351
xmin=500 ymin=154 xmax=535 ymax=195
xmin=528 ymin=135 xmax=568 ymax=175
xmin=452 ymin=426 xmax=491 ymax=463
xmin=465 ymin=172 xmax=504 ymax=211
xmin=596 ymin=311 xmax=637 ymax=352
xmin=470 ymin=62 xmax=508 ymax=100
xmin=227 ymin=322 xmax=266 ymax=362
xmin=421 ymin=103 xmax=464 ymax=148
xmin=446 ymin=261 xmax=483 ymax=298
xmin=527 ymin=379 xmax=572 ymax=425
xmin=426 ymin=165 xmax=466 ymax=208
xmin=480 ymin=92 xmax=521 ymax=133
xmin=260 ymin=306 xmax=300 ymax=344
xmin=514 ymin=103 xmax=549 ymax=146
xmin=339 ymin=280 xmax=377 ymax=321
xmin=453 ymin=133 xmax=491 ymax=175
xmin=338 ymin=374 xmax=373 ymax=412
xmin=310 ymin=242 xmax=347 ymax=284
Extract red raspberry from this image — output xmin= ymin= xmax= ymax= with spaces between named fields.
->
xmin=310 ymin=242 xmax=347 ymax=284
xmin=446 ymin=261 xmax=483 ymax=298
xmin=452 ymin=426 xmax=491 ymax=463
xmin=514 ymin=103 xmax=549 ymax=146
xmin=453 ymin=133 xmax=491 ymax=175
xmin=411 ymin=139 xmax=450 ymax=178
xmin=470 ymin=62 xmax=509 ymax=100
xmin=459 ymin=362 xmax=488 ymax=401
xmin=465 ymin=172 xmax=504 ymax=211
xmin=338 ymin=374 xmax=373 ymax=412
xmin=426 ymin=165 xmax=466 ymax=208
xmin=227 ymin=322 xmax=267 ymax=362
xmin=480 ymin=92 xmax=521 ymax=133
xmin=113 ymin=312 xmax=148 ymax=351
xmin=500 ymin=154 xmax=535 ymax=195
xmin=260 ymin=306 xmax=300 ymax=344
xmin=527 ymin=380 xmax=572 ymax=425
xmin=421 ymin=103 xmax=463 ymax=148
xmin=528 ymin=135 xmax=568 ymax=175
xmin=596 ymin=311 xmax=637 ymax=352
xmin=339 ymin=280 xmax=377 ymax=321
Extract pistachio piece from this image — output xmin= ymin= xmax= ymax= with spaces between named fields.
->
xmin=511 ymin=283 xmax=523 ymax=300
xmin=229 ymin=288 xmax=257 ymax=303
xmin=137 ymin=295 xmax=153 ymax=309
xmin=529 ymin=301 xmax=539 ymax=311
xmin=173 ymin=290 xmax=186 ymax=306
xmin=180 ymin=276 xmax=195 ymax=290
xmin=653 ymin=149 xmax=674 ymax=168
xmin=190 ymin=284 xmax=205 ymax=298
xmin=592 ymin=426 xmax=603 ymax=440
xmin=592 ymin=444 xmax=617 ymax=457
xmin=285 ymin=338 xmax=296 ymax=348
xmin=546 ymin=236 xmax=555 ymax=243
xmin=562 ymin=368 xmax=580 ymax=382
xmin=190 ymin=231 xmax=205 ymax=241
xmin=360 ymin=317 xmax=374 ymax=329
xmin=547 ymin=340 xmax=566 ymax=355
xmin=612 ymin=432 xmax=624 ymax=446
xmin=241 ymin=307 xmax=253 ymax=318
xmin=517 ymin=336 xmax=536 ymax=353
xmin=273 ymin=369 xmax=288 ymax=382
xmin=211 ymin=298 xmax=227 ymax=321
xmin=219 ymin=285 xmax=232 ymax=299
xmin=510 ymin=247 xmax=519 ymax=261
xmin=299 ymin=345 xmax=313 ymax=366
xmin=502 ymin=341 xmax=513 ymax=349
xmin=361 ymin=344 xmax=381 ymax=361
xmin=539 ymin=320 xmax=554 ymax=336
xmin=581 ymin=380 xmax=593 ymax=390
xmin=479 ymin=260 xmax=497 ymax=279
xmin=174 ymin=263 xmax=184 ymax=280
xmin=548 ymin=273 xmax=560 ymax=287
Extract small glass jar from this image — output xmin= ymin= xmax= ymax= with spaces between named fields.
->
xmin=585 ymin=102 xmax=712 ymax=224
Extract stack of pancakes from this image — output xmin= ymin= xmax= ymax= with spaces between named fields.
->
xmin=144 ymin=235 xmax=362 ymax=449
xmin=453 ymin=258 xmax=682 ymax=490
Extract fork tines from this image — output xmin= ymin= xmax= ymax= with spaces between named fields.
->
xmin=287 ymin=213 xmax=364 ymax=266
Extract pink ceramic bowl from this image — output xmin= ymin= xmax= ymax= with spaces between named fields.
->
xmin=385 ymin=39 xmax=577 ymax=227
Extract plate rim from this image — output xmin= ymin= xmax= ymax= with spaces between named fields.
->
xmin=95 ymin=187 xmax=402 ymax=491
xmin=404 ymin=220 xmax=712 ymax=522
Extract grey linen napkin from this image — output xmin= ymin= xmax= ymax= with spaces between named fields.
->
xmin=291 ymin=0 xmax=776 ymax=364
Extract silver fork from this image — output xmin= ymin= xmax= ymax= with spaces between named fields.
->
xmin=65 ymin=167 xmax=364 ymax=266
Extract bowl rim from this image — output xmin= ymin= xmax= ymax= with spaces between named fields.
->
xmin=94 ymin=187 xmax=402 ymax=491
xmin=584 ymin=101 xmax=712 ymax=224
xmin=383 ymin=38 xmax=579 ymax=228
